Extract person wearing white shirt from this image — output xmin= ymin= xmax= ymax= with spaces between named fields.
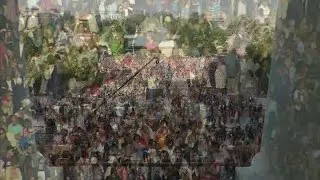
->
xmin=215 ymin=60 xmax=227 ymax=94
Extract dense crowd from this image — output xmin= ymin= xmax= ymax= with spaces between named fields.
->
xmin=1 ymin=50 xmax=265 ymax=180
xmin=0 ymin=1 xmax=268 ymax=180
xmin=19 ymin=0 xmax=273 ymax=22
xmin=21 ymin=0 xmax=225 ymax=19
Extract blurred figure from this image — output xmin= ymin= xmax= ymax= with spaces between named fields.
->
xmin=225 ymin=49 xmax=240 ymax=95
xmin=31 ymin=146 xmax=46 ymax=180
xmin=145 ymin=33 xmax=159 ymax=53
xmin=7 ymin=114 xmax=23 ymax=148
xmin=244 ymin=70 xmax=257 ymax=97
xmin=0 ymin=127 xmax=10 ymax=158
xmin=240 ymin=54 xmax=255 ymax=96
xmin=215 ymin=60 xmax=227 ymax=94
xmin=19 ymin=145 xmax=34 ymax=180
xmin=3 ymin=148 xmax=22 ymax=180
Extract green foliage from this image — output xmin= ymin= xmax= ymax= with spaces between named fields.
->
xmin=62 ymin=46 xmax=99 ymax=82
xmin=21 ymin=32 xmax=42 ymax=60
xmin=23 ymin=13 xmax=232 ymax=90
xmin=177 ymin=20 xmax=227 ymax=56
xmin=25 ymin=51 xmax=56 ymax=87
xmin=227 ymin=17 xmax=274 ymax=93
xmin=62 ymin=11 xmax=76 ymax=30
xmin=227 ymin=17 xmax=274 ymax=61
xmin=101 ymin=21 xmax=125 ymax=55
xmin=25 ymin=28 xmax=100 ymax=85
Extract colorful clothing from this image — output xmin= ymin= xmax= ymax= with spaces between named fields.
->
xmin=145 ymin=41 xmax=158 ymax=51
xmin=7 ymin=123 xmax=23 ymax=136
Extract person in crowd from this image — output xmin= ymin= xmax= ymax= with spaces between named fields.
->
xmin=0 ymin=89 xmax=265 ymax=179
xmin=2 ymin=147 xmax=22 ymax=180
xmin=145 ymin=32 xmax=159 ymax=53
xmin=0 ymin=44 xmax=13 ymax=94
xmin=0 ymin=6 xmax=8 ymax=31
xmin=31 ymin=146 xmax=46 ymax=180
xmin=7 ymin=114 xmax=24 ymax=148
xmin=19 ymin=145 xmax=34 ymax=180
xmin=0 ymin=9 xmax=267 ymax=179
xmin=215 ymin=59 xmax=227 ymax=94
xmin=0 ymin=127 xmax=11 ymax=179
xmin=245 ymin=70 xmax=257 ymax=97
xmin=19 ymin=127 xmax=35 ymax=151
xmin=225 ymin=48 xmax=240 ymax=95
xmin=240 ymin=54 xmax=254 ymax=94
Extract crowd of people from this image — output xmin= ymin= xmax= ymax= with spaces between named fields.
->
xmin=1 ymin=49 xmax=265 ymax=180
xmin=20 ymin=0 xmax=225 ymax=20
xmin=0 ymin=1 xmax=269 ymax=180
xmin=19 ymin=0 xmax=274 ymax=21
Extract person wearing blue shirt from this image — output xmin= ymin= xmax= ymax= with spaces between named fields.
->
xmin=19 ymin=128 xmax=35 ymax=150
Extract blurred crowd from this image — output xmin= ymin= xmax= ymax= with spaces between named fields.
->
xmin=0 ymin=50 xmax=265 ymax=180
xmin=0 ymin=1 xmax=269 ymax=180
xmin=20 ymin=0 xmax=225 ymax=19
xmin=18 ymin=0 xmax=273 ymax=21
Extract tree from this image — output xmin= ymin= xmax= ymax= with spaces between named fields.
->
xmin=227 ymin=17 xmax=274 ymax=93
xmin=177 ymin=15 xmax=228 ymax=57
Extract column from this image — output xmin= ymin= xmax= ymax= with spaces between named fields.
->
xmin=236 ymin=0 xmax=320 ymax=179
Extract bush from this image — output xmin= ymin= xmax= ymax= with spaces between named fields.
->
xmin=227 ymin=17 xmax=274 ymax=93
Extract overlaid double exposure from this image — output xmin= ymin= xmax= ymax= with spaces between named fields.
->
xmin=0 ymin=0 xmax=319 ymax=180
